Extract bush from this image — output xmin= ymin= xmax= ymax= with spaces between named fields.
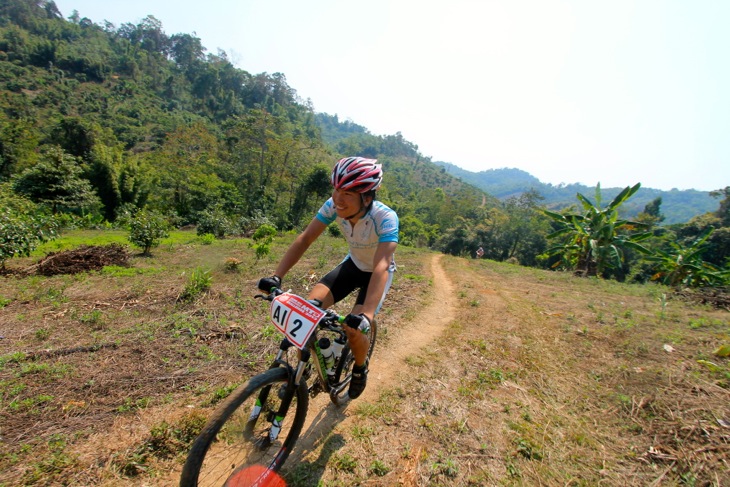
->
xmin=327 ymin=222 xmax=342 ymax=238
xmin=199 ymin=233 xmax=215 ymax=245
xmin=0 ymin=185 xmax=58 ymax=269
xmin=238 ymin=210 xmax=273 ymax=236
xmin=252 ymin=223 xmax=277 ymax=260
xmin=196 ymin=206 xmax=233 ymax=238
xmin=178 ymin=267 xmax=212 ymax=303
xmin=128 ymin=210 xmax=170 ymax=255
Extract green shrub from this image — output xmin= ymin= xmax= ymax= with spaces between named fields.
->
xmin=0 ymin=184 xmax=58 ymax=269
xmin=178 ymin=267 xmax=212 ymax=303
xmin=327 ymin=222 xmax=342 ymax=238
xmin=238 ymin=209 xmax=273 ymax=236
xmin=252 ymin=223 xmax=277 ymax=260
xmin=128 ymin=211 xmax=170 ymax=255
xmin=199 ymin=233 xmax=215 ymax=245
xmin=196 ymin=207 xmax=233 ymax=238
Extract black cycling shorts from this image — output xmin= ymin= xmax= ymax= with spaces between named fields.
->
xmin=319 ymin=257 xmax=373 ymax=305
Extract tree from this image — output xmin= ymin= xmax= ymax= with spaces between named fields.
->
xmin=150 ymin=123 xmax=223 ymax=223
xmin=290 ymin=165 xmax=330 ymax=227
xmin=0 ymin=117 xmax=40 ymax=178
xmin=437 ymin=217 xmax=471 ymax=256
xmin=492 ymin=189 xmax=549 ymax=266
xmin=675 ymin=212 xmax=730 ymax=268
xmin=400 ymin=215 xmax=435 ymax=248
xmin=12 ymin=147 xmax=100 ymax=214
xmin=544 ymin=183 xmax=652 ymax=277
xmin=86 ymin=144 xmax=151 ymax=221
xmin=636 ymin=197 xmax=665 ymax=226
xmin=710 ymin=186 xmax=730 ymax=227
xmin=169 ymin=33 xmax=205 ymax=69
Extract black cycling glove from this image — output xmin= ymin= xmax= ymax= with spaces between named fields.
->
xmin=345 ymin=313 xmax=371 ymax=334
xmin=258 ymin=275 xmax=281 ymax=292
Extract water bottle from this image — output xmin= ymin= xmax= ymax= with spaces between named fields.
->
xmin=331 ymin=337 xmax=345 ymax=362
xmin=318 ymin=337 xmax=335 ymax=376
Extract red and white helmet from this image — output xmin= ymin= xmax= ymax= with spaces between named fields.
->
xmin=331 ymin=157 xmax=383 ymax=193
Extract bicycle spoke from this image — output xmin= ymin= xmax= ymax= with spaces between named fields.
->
xmin=180 ymin=368 xmax=308 ymax=487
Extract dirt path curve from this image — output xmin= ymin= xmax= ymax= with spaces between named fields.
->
xmin=288 ymin=253 xmax=457 ymax=462
xmin=364 ymin=253 xmax=456 ymax=400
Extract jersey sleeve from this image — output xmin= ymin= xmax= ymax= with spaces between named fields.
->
xmin=315 ymin=198 xmax=337 ymax=225
xmin=376 ymin=209 xmax=399 ymax=243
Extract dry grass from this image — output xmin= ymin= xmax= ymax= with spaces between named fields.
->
xmin=1 ymin=231 xmax=728 ymax=486
xmin=296 ymin=256 xmax=728 ymax=486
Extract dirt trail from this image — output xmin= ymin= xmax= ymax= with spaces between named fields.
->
xmin=289 ymin=253 xmax=457 ymax=461
xmin=365 ymin=253 xmax=456 ymax=399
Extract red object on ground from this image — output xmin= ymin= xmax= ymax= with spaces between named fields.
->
xmin=224 ymin=464 xmax=286 ymax=487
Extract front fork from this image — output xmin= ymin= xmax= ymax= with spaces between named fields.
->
xmin=251 ymin=338 xmax=309 ymax=443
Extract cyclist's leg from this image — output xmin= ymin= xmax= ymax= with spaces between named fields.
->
xmin=313 ymin=259 xmax=371 ymax=365
xmin=342 ymin=316 xmax=369 ymax=365
xmin=308 ymin=283 xmax=335 ymax=308
xmin=348 ymin=260 xmax=394 ymax=364
xmin=309 ymin=258 xmax=360 ymax=307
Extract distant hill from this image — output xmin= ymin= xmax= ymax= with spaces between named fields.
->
xmin=434 ymin=163 xmax=717 ymax=225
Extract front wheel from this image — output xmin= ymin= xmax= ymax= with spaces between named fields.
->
xmin=180 ymin=367 xmax=309 ymax=487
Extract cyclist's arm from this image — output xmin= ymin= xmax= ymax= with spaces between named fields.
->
xmin=273 ymin=217 xmax=327 ymax=279
xmin=360 ymin=241 xmax=398 ymax=321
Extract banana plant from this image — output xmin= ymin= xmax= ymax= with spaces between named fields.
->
xmin=644 ymin=226 xmax=727 ymax=287
xmin=544 ymin=183 xmax=652 ymax=276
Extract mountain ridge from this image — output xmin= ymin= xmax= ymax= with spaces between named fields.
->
xmin=433 ymin=162 xmax=717 ymax=225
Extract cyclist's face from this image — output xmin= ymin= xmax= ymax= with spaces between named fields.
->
xmin=332 ymin=189 xmax=364 ymax=220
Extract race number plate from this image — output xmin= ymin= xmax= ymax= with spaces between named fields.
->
xmin=269 ymin=293 xmax=325 ymax=349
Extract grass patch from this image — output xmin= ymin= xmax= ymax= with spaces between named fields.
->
xmin=101 ymin=265 xmax=162 ymax=277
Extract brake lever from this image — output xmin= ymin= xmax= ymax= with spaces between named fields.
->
xmin=254 ymin=287 xmax=284 ymax=301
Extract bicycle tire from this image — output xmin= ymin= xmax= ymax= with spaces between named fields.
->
xmin=180 ymin=367 xmax=309 ymax=487
xmin=330 ymin=319 xmax=377 ymax=403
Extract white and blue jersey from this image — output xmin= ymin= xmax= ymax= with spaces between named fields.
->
xmin=316 ymin=198 xmax=399 ymax=272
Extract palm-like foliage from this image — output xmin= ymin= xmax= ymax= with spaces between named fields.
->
xmin=645 ymin=227 xmax=728 ymax=287
xmin=544 ymin=183 xmax=652 ymax=276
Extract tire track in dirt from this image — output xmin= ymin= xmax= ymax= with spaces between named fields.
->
xmin=288 ymin=253 xmax=457 ymax=462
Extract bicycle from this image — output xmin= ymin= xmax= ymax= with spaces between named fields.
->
xmin=179 ymin=286 xmax=377 ymax=486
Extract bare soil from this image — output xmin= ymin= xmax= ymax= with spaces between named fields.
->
xmin=0 ymin=232 xmax=728 ymax=486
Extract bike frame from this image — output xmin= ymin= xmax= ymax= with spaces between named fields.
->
xmin=271 ymin=317 xmax=350 ymax=393
xmin=257 ymin=290 xmax=351 ymax=439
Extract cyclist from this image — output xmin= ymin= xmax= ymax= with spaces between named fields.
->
xmin=258 ymin=157 xmax=399 ymax=399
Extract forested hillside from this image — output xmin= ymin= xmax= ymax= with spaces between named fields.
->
xmin=1 ymin=0 xmax=729 ymax=287
xmin=435 ymin=163 xmax=717 ymax=225
xmin=0 ymin=0 xmax=486 ymax=233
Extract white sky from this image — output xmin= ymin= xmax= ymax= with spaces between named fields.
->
xmin=53 ymin=0 xmax=729 ymax=192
